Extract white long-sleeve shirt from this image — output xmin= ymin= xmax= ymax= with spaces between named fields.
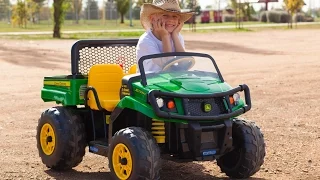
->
xmin=136 ymin=29 xmax=185 ymax=73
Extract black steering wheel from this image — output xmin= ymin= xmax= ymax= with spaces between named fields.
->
xmin=162 ymin=56 xmax=195 ymax=71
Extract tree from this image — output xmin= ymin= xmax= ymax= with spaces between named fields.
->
xmin=84 ymin=0 xmax=99 ymax=20
xmin=284 ymin=0 xmax=304 ymax=28
xmin=72 ymin=0 xmax=82 ymax=23
xmin=135 ymin=0 xmax=152 ymax=7
xmin=185 ymin=0 xmax=200 ymax=14
xmin=39 ymin=6 xmax=51 ymax=20
xmin=64 ymin=0 xmax=82 ymax=23
xmin=11 ymin=0 xmax=28 ymax=28
xmin=11 ymin=0 xmax=46 ymax=27
xmin=31 ymin=0 xmax=45 ymax=23
xmin=229 ymin=0 xmax=253 ymax=21
xmin=26 ymin=0 xmax=40 ymax=24
xmin=185 ymin=0 xmax=196 ymax=9
xmin=53 ymin=0 xmax=69 ymax=38
xmin=115 ymin=0 xmax=129 ymax=23
xmin=0 ymin=0 xmax=11 ymax=21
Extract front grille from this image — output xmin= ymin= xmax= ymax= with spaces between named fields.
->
xmin=185 ymin=98 xmax=227 ymax=116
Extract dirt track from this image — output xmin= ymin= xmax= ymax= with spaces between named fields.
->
xmin=0 ymin=29 xmax=319 ymax=180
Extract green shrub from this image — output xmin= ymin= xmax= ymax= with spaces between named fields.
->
xmin=304 ymin=16 xmax=314 ymax=22
xmin=291 ymin=13 xmax=315 ymax=22
xmin=267 ymin=11 xmax=280 ymax=23
xmin=117 ymin=31 xmax=144 ymax=37
xmin=293 ymin=13 xmax=305 ymax=22
xmin=260 ymin=11 xmax=290 ymax=23
xmin=279 ymin=12 xmax=290 ymax=23
xmin=223 ymin=15 xmax=235 ymax=22
xmin=260 ymin=11 xmax=267 ymax=22
xmin=250 ymin=16 xmax=259 ymax=21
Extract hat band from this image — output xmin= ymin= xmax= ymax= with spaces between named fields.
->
xmin=164 ymin=8 xmax=181 ymax=13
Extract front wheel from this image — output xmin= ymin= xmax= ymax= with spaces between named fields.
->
xmin=217 ymin=119 xmax=266 ymax=178
xmin=108 ymin=127 xmax=161 ymax=180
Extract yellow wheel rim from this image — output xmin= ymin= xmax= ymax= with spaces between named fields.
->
xmin=40 ymin=123 xmax=56 ymax=155
xmin=112 ymin=143 xmax=133 ymax=180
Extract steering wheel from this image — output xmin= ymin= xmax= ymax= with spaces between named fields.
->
xmin=162 ymin=56 xmax=196 ymax=71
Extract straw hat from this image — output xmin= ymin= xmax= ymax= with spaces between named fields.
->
xmin=140 ymin=0 xmax=194 ymax=30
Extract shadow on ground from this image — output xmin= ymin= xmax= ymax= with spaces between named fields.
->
xmin=45 ymin=169 xmax=111 ymax=180
xmin=0 ymin=45 xmax=69 ymax=69
xmin=45 ymin=159 xmax=267 ymax=180
xmin=185 ymin=40 xmax=284 ymax=55
xmin=160 ymin=158 xmax=266 ymax=180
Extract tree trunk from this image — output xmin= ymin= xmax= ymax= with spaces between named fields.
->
xmin=295 ymin=11 xmax=298 ymax=29
xmin=24 ymin=18 xmax=27 ymax=28
xmin=287 ymin=10 xmax=290 ymax=28
xmin=290 ymin=13 xmax=293 ymax=29
xmin=121 ymin=13 xmax=124 ymax=24
xmin=53 ymin=0 xmax=63 ymax=38
xmin=75 ymin=2 xmax=80 ymax=24
xmin=76 ymin=14 xmax=79 ymax=24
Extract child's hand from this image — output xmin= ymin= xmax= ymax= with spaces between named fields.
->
xmin=172 ymin=21 xmax=184 ymax=36
xmin=152 ymin=18 xmax=170 ymax=40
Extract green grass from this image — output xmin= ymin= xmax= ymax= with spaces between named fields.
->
xmin=0 ymin=19 xmax=266 ymax=32
xmin=1 ymin=31 xmax=145 ymax=40
xmin=2 ymin=16 xmax=320 ymax=33
xmin=67 ymin=31 xmax=145 ymax=39
xmin=1 ymin=19 xmax=319 ymax=40
xmin=0 ymin=19 xmax=144 ymax=32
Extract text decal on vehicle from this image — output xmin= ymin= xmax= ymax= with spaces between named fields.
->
xmin=134 ymin=88 xmax=146 ymax=95
xmin=121 ymin=85 xmax=130 ymax=96
xmin=89 ymin=146 xmax=98 ymax=153
xmin=202 ymin=149 xmax=216 ymax=156
xmin=44 ymin=81 xmax=70 ymax=87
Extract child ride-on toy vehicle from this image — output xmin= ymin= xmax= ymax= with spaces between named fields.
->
xmin=36 ymin=39 xmax=265 ymax=179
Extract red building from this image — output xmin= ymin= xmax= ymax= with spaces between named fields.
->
xmin=201 ymin=11 xmax=210 ymax=23
xmin=200 ymin=9 xmax=224 ymax=23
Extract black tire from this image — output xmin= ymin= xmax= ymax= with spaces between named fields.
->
xmin=217 ymin=119 xmax=266 ymax=178
xmin=108 ymin=127 xmax=161 ymax=180
xmin=36 ymin=106 xmax=87 ymax=170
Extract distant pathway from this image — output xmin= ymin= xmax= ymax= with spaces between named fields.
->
xmin=0 ymin=22 xmax=319 ymax=36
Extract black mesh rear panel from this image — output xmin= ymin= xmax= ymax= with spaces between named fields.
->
xmin=185 ymin=98 xmax=227 ymax=116
xmin=78 ymin=45 xmax=137 ymax=75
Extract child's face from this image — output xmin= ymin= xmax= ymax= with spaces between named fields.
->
xmin=152 ymin=12 xmax=180 ymax=33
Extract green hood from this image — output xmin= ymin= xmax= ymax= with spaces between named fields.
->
xmin=148 ymin=76 xmax=232 ymax=94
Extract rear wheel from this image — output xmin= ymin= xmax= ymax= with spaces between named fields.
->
xmin=217 ymin=119 xmax=266 ymax=178
xmin=36 ymin=106 xmax=87 ymax=170
xmin=108 ymin=127 xmax=161 ymax=180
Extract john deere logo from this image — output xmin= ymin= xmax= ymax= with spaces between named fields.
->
xmin=203 ymin=103 xmax=212 ymax=112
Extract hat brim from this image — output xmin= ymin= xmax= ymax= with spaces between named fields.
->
xmin=140 ymin=4 xmax=194 ymax=30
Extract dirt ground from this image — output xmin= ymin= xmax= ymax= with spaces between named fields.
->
xmin=0 ymin=29 xmax=319 ymax=180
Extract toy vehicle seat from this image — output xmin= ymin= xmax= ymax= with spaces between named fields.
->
xmin=128 ymin=64 xmax=137 ymax=74
xmin=87 ymin=64 xmax=124 ymax=111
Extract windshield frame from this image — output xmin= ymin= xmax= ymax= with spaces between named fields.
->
xmin=138 ymin=52 xmax=224 ymax=86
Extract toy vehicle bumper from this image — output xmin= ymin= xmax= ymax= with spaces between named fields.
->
xmin=148 ymin=84 xmax=251 ymax=121
xmin=177 ymin=119 xmax=233 ymax=160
